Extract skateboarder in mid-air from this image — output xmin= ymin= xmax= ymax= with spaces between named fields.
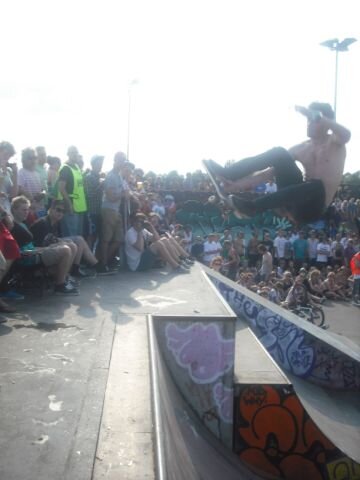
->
xmin=203 ymin=102 xmax=351 ymax=225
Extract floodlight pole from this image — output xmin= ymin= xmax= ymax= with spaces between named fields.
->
xmin=320 ymin=38 xmax=357 ymax=120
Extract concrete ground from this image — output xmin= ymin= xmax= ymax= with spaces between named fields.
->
xmin=0 ymin=265 xmax=358 ymax=479
xmin=0 ymin=264 xmax=229 ymax=480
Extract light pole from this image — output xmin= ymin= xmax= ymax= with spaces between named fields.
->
xmin=126 ymin=79 xmax=138 ymax=162
xmin=320 ymin=38 xmax=357 ymax=119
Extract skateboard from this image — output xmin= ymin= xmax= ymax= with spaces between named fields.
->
xmin=202 ymin=160 xmax=249 ymax=218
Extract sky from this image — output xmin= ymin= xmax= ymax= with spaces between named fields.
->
xmin=1 ymin=0 xmax=359 ymax=175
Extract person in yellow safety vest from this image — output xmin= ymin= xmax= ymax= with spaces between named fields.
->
xmin=57 ymin=146 xmax=87 ymax=236
xmin=350 ymin=251 xmax=360 ymax=306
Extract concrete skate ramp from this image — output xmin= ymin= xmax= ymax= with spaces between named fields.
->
xmin=148 ymin=315 xmax=264 ymax=480
xmin=288 ymin=372 xmax=360 ymax=464
xmin=206 ymin=267 xmax=360 ymax=391
xmin=234 ymin=323 xmax=360 ymax=478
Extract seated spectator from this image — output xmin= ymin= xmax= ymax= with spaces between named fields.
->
xmin=10 ymin=196 xmax=79 ymax=295
xmin=0 ymin=208 xmax=21 ymax=308
xmin=268 ymin=281 xmax=286 ymax=305
xmin=281 ymin=271 xmax=294 ymax=293
xmin=125 ymin=213 xmax=189 ymax=273
xmin=30 ymin=200 xmax=99 ymax=277
xmin=323 ymin=272 xmax=347 ymax=300
xmin=182 ymin=225 xmax=193 ymax=254
xmin=0 ymin=250 xmax=16 ymax=318
xmin=282 ymin=276 xmax=309 ymax=309
xmin=210 ymin=255 xmax=223 ymax=273
xmin=306 ymin=269 xmax=326 ymax=302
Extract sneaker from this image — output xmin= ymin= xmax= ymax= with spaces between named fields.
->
xmin=0 ymin=290 xmax=25 ymax=300
xmin=66 ymin=276 xmax=80 ymax=287
xmin=72 ymin=267 xmax=96 ymax=278
xmin=0 ymin=299 xmax=16 ymax=313
xmin=54 ymin=283 xmax=80 ymax=296
xmin=351 ymin=300 xmax=360 ymax=307
xmin=184 ymin=258 xmax=195 ymax=265
xmin=180 ymin=261 xmax=191 ymax=269
xmin=95 ymin=264 xmax=116 ymax=276
xmin=174 ymin=265 xmax=191 ymax=274
xmin=0 ymin=316 xmax=7 ymax=324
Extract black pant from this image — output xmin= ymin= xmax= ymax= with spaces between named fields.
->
xmin=228 ymin=147 xmax=326 ymax=223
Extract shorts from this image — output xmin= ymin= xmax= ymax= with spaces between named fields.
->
xmin=137 ymin=249 xmax=156 ymax=271
xmin=40 ymin=244 xmax=66 ymax=267
xmin=88 ymin=213 xmax=101 ymax=237
xmin=101 ymin=208 xmax=123 ymax=243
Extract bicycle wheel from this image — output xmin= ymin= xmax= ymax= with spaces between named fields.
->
xmin=310 ymin=307 xmax=325 ymax=327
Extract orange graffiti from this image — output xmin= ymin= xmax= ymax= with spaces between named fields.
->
xmin=235 ymin=385 xmax=341 ymax=479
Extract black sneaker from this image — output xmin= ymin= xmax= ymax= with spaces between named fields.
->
xmin=72 ymin=266 xmax=97 ymax=278
xmin=95 ymin=264 xmax=116 ymax=276
xmin=54 ymin=283 xmax=80 ymax=296
xmin=174 ymin=265 xmax=191 ymax=274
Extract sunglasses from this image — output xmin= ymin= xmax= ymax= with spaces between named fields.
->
xmin=55 ymin=208 xmax=65 ymax=213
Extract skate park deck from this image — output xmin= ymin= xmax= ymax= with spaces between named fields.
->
xmin=0 ymin=262 xmax=359 ymax=479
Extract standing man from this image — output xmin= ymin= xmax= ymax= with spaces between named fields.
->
xmin=97 ymin=152 xmax=127 ymax=274
xmin=273 ymin=229 xmax=287 ymax=266
xmin=18 ymin=148 xmax=42 ymax=200
xmin=0 ymin=141 xmax=18 ymax=213
xmin=35 ymin=146 xmax=48 ymax=194
xmin=57 ymin=146 xmax=87 ymax=237
xmin=292 ymin=230 xmax=308 ymax=272
xmin=84 ymin=155 xmax=104 ymax=251
xmin=258 ymin=244 xmax=273 ymax=282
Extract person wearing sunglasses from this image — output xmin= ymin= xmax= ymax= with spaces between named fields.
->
xmin=204 ymin=102 xmax=350 ymax=225
xmin=30 ymin=200 xmax=99 ymax=277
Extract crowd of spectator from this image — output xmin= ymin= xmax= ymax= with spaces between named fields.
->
xmin=187 ymin=226 xmax=360 ymax=309
xmin=0 ymin=140 xmax=359 ymax=323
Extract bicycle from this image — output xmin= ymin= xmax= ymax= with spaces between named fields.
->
xmin=290 ymin=303 xmax=326 ymax=328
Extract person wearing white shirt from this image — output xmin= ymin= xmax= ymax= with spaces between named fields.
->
xmin=125 ymin=213 xmax=189 ymax=273
xmin=316 ymin=238 xmax=331 ymax=270
xmin=265 ymin=179 xmax=277 ymax=194
xmin=307 ymin=230 xmax=319 ymax=266
xmin=273 ymin=230 xmax=287 ymax=263
xmin=203 ymin=233 xmax=222 ymax=265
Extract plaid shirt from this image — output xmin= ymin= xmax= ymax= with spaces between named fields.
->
xmin=84 ymin=171 xmax=103 ymax=214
